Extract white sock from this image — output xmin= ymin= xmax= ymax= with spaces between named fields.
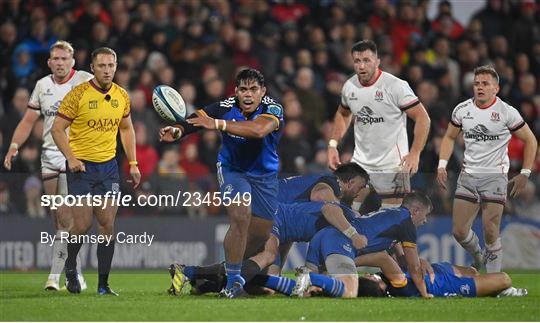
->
xmin=76 ymin=253 xmax=84 ymax=279
xmin=458 ymin=229 xmax=482 ymax=257
xmin=351 ymin=201 xmax=362 ymax=211
xmin=485 ymin=238 xmax=502 ymax=273
xmin=48 ymin=230 xmax=67 ymax=281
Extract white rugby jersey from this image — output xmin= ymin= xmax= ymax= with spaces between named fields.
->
xmin=451 ymin=97 xmax=525 ymax=173
xmin=28 ymin=70 xmax=93 ymax=150
xmin=341 ymin=69 xmax=419 ymax=171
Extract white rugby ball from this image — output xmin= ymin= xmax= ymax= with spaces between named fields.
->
xmin=152 ymin=85 xmax=187 ymax=123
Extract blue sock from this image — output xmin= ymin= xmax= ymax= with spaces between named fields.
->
xmin=263 ymin=275 xmax=295 ymax=296
xmin=225 ymin=263 xmax=243 ymax=289
xmin=183 ymin=266 xmax=196 ymax=281
xmin=309 ymin=273 xmax=345 ymax=297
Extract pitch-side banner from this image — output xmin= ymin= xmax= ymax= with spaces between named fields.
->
xmin=1 ymin=215 xmax=538 ymax=270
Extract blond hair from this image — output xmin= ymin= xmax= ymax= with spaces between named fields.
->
xmin=49 ymin=40 xmax=74 ymax=56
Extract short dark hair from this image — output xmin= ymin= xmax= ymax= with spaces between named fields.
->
xmin=357 ymin=277 xmax=387 ymax=297
xmin=91 ymin=47 xmax=117 ymax=63
xmin=351 ymin=40 xmax=378 ymax=56
xmin=401 ymin=191 xmax=433 ymax=212
xmin=236 ymin=68 xmax=265 ymax=87
xmin=474 ymin=65 xmax=499 ymax=84
xmin=333 ymin=163 xmax=369 ymax=183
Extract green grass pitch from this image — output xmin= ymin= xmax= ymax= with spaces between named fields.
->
xmin=1 ymin=270 xmax=539 ymax=321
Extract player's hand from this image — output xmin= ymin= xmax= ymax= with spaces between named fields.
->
xmin=187 ymin=115 xmax=215 ymax=129
xmin=352 ymin=233 xmax=368 ymax=250
xmin=419 ymin=258 xmax=435 ymax=283
xmin=400 ymin=151 xmax=420 ymax=174
xmin=159 ymin=126 xmax=181 ymax=142
xmin=128 ymin=165 xmax=141 ymax=189
xmin=3 ymin=147 xmax=18 ymax=171
xmin=509 ymin=174 xmax=528 ymax=197
xmin=67 ymin=157 xmax=85 ymax=172
xmin=328 ymin=147 xmax=341 ymax=171
xmin=436 ymin=168 xmax=448 ymax=190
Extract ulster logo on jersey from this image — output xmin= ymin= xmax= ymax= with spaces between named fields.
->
xmin=355 ymin=106 xmax=384 ymax=125
xmin=490 ymin=112 xmax=500 ymax=122
xmin=374 ymin=90 xmax=383 ymax=102
xmin=464 ymin=124 xmax=500 ymax=141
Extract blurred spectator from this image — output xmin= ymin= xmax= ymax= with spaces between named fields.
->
xmin=294 ymin=67 xmax=326 ymax=131
xmin=197 ymin=130 xmax=220 ymax=173
xmin=123 ymin=122 xmax=159 ymax=183
xmin=1 ymin=88 xmax=30 ymax=148
xmin=129 ymin=89 xmax=160 ymax=144
xmin=305 ymin=144 xmax=330 ymax=175
xmin=180 ymin=142 xmax=210 ymax=187
xmin=512 ymin=181 xmax=540 ymax=220
xmin=278 ymin=119 xmax=312 ymax=175
xmin=472 ymin=0 xmax=509 ymax=41
xmin=0 ymin=182 xmax=18 ymax=216
xmin=431 ymin=1 xmax=464 ymax=40
xmin=23 ymin=175 xmax=46 ymax=218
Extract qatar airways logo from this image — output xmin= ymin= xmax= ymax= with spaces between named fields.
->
xmin=464 ymin=124 xmax=500 ymax=141
xmin=355 ymin=106 xmax=384 ymax=125
xmin=87 ymin=118 xmax=120 ymax=132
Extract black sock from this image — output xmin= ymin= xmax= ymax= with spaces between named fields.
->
xmin=246 ymin=274 xmax=270 ymax=288
xmin=193 ymin=262 xmax=226 ymax=281
xmin=97 ymin=240 xmax=115 ymax=287
xmin=193 ymin=279 xmax=224 ymax=293
xmin=240 ymin=259 xmax=262 ymax=283
xmin=65 ymin=241 xmax=82 ymax=272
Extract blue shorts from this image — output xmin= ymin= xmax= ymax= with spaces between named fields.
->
xmin=218 ymin=167 xmax=278 ymax=221
xmin=66 ymin=158 xmax=120 ymax=196
xmin=306 ymin=227 xmax=354 ymax=268
xmin=429 ymin=262 xmax=477 ymax=297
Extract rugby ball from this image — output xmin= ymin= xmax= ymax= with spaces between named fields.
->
xmin=152 ymin=85 xmax=187 ymax=123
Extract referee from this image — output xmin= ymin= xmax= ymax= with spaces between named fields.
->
xmin=51 ymin=47 xmax=141 ymax=295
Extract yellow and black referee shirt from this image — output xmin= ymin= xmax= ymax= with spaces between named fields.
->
xmin=57 ymin=80 xmax=130 ymax=162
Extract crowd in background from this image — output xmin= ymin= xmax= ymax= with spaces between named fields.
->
xmin=1 ymin=0 xmax=539 ymax=218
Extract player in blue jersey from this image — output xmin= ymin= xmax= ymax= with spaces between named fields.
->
xmin=292 ymin=192 xmax=433 ymax=298
xmin=167 ymin=164 xmax=370 ymax=296
xmin=160 ymin=68 xmax=283 ymax=297
xmin=357 ymin=260 xmax=527 ymax=298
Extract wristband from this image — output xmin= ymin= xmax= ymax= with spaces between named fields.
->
xmin=214 ymin=119 xmax=219 ymax=130
xmin=9 ymin=143 xmax=19 ymax=150
xmin=342 ymin=226 xmax=358 ymax=239
xmin=520 ymin=169 xmax=531 ymax=178
xmin=438 ymin=159 xmax=448 ymax=169
xmin=222 ymin=120 xmax=227 ymax=131
xmin=328 ymin=139 xmax=338 ymax=148
xmin=172 ymin=127 xmax=181 ymax=140
xmin=128 ymin=161 xmax=138 ymax=166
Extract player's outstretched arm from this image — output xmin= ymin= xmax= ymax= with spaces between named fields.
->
xmin=119 ymin=116 xmax=141 ymax=189
xmin=188 ymin=114 xmax=277 ymax=139
xmin=403 ymin=245 xmax=433 ymax=298
xmin=3 ymin=109 xmax=40 ymax=170
xmin=355 ymin=251 xmax=406 ymax=284
xmin=322 ymin=204 xmax=367 ymax=250
xmin=402 ymin=103 xmax=431 ymax=174
xmin=509 ymin=124 xmax=537 ymax=197
xmin=437 ymin=123 xmax=461 ymax=190
xmin=328 ymin=105 xmax=352 ymax=170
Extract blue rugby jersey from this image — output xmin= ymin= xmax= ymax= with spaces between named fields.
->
xmin=181 ymin=96 xmax=284 ymax=175
xmin=278 ymin=174 xmax=340 ymax=203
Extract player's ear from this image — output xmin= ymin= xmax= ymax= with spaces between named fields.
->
xmin=261 ymin=86 xmax=267 ymax=96
xmin=70 ymin=58 xmax=75 ymax=68
xmin=90 ymin=63 xmax=94 ymax=73
xmin=47 ymin=58 xmax=52 ymax=68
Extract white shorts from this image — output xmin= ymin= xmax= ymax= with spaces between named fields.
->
xmin=455 ymin=171 xmax=507 ymax=205
xmin=366 ymin=167 xmax=411 ymax=199
xmin=41 ymin=149 xmax=68 ymax=195
xmin=41 ymin=149 xmax=66 ymax=174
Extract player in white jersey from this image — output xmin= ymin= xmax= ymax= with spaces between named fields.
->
xmin=3 ymin=41 xmax=92 ymax=290
xmin=328 ymin=40 xmax=430 ymax=209
xmin=437 ymin=65 xmax=537 ymax=273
